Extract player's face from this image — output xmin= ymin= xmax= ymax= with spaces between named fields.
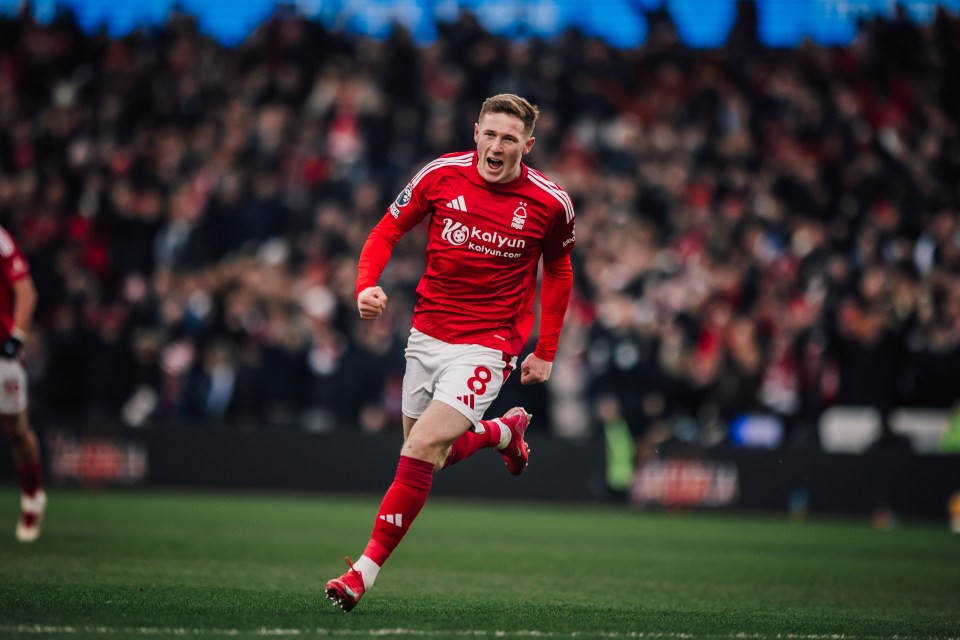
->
xmin=474 ymin=112 xmax=535 ymax=184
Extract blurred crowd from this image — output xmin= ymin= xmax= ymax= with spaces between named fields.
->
xmin=0 ymin=5 xmax=958 ymax=449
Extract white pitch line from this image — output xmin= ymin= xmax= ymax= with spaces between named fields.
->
xmin=2 ymin=627 xmax=958 ymax=640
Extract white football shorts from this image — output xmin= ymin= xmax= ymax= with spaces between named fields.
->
xmin=0 ymin=358 xmax=28 ymax=415
xmin=402 ymin=328 xmax=517 ymax=428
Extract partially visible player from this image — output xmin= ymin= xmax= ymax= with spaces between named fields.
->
xmin=325 ymin=94 xmax=575 ymax=611
xmin=0 ymin=226 xmax=45 ymax=542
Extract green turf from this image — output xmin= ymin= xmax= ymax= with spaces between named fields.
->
xmin=0 ymin=487 xmax=957 ymax=639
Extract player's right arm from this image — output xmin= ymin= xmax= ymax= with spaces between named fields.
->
xmin=355 ymin=171 xmax=435 ymax=320
xmin=357 ymin=285 xmax=388 ymax=320
xmin=356 ymin=219 xmax=403 ymax=320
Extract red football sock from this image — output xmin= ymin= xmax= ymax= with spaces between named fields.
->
xmin=17 ymin=461 xmax=42 ymax=497
xmin=362 ymin=455 xmax=434 ymax=566
xmin=441 ymin=420 xmax=503 ymax=469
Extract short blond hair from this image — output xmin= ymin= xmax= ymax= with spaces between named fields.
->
xmin=479 ymin=94 xmax=540 ymax=135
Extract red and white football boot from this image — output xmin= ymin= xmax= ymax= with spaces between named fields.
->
xmin=495 ymin=407 xmax=532 ymax=476
xmin=325 ymin=557 xmax=366 ymax=612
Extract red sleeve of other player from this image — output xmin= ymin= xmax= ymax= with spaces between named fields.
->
xmin=0 ymin=227 xmax=29 ymax=285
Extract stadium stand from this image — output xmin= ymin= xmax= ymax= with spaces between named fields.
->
xmin=0 ymin=4 xmax=958 ymax=461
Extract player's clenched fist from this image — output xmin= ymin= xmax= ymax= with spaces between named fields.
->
xmin=357 ymin=286 xmax=388 ymax=319
xmin=520 ymin=352 xmax=552 ymax=385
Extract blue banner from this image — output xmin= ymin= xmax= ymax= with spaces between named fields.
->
xmin=2 ymin=0 xmax=957 ymax=48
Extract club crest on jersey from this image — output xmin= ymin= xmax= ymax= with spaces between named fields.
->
xmin=390 ymin=183 xmax=414 ymax=218
xmin=511 ymin=201 xmax=528 ymax=230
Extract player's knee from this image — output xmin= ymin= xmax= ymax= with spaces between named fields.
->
xmin=402 ymin=431 xmax=450 ymax=466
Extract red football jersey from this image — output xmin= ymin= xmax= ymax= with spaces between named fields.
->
xmin=0 ymin=226 xmax=30 ymax=340
xmin=361 ymin=151 xmax=576 ymax=356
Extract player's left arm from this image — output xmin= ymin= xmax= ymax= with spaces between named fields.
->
xmin=521 ymin=254 xmax=573 ymax=385
xmin=521 ymin=197 xmax=575 ymax=385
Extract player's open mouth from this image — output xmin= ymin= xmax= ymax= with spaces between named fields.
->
xmin=486 ymin=157 xmax=503 ymax=170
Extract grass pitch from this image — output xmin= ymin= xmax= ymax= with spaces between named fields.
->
xmin=0 ymin=487 xmax=957 ymax=639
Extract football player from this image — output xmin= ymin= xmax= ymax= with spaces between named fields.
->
xmin=326 ymin=94 xmax=575 ymax=611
